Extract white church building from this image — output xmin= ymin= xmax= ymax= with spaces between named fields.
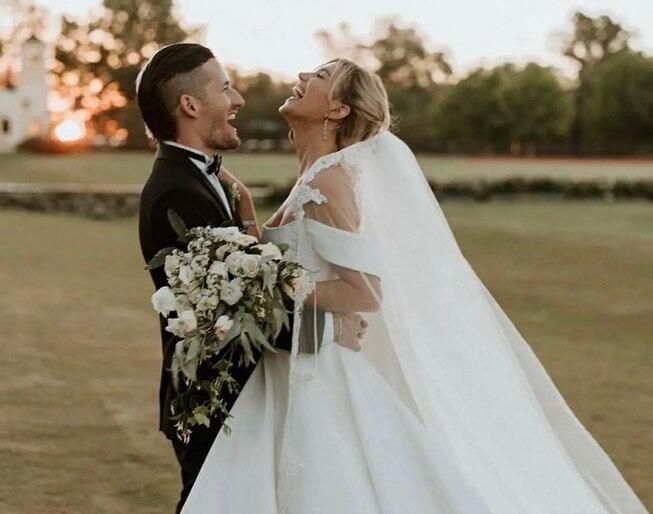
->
xmin=0 ymin=36 xmax=49 ymax=152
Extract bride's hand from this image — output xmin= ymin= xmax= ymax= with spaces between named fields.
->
xmin=334 ymin=313 xmax=368 ymax=352
xmin=220 ymin=166 xmax=261 ymax=239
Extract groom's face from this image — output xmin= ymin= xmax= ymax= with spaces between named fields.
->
xmin=197 ymin=59 xmax=245 ymax=151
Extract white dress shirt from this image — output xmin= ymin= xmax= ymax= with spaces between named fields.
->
xmin=162 ymin=140 xmax=232 ymax=217
xmin=162 ymin=141 xmax=334 ymax=346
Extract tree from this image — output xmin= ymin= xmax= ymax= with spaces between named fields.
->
xmin=367 ymin=18 xmax=451 ymax=89
xmin=582 ymin=50 xmax=653 ymax=154
xmin=435 ymin=67 xmax=511 ymax=153
xmin=502 ymin=63 xmax=573 ymax=154
xmin=559 ymin=11 xmax=631 ymax=154
xmin=228 ymin=68 xmax=294 ymax=145
xmin=52 ymin=0 xmax=196 ymax=147
xmin=316 ymin=18 xmax=452 ymax=150
xmin=435 ymin=64 xmax=572 ymax=154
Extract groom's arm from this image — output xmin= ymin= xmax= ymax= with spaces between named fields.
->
xmin=151 ymin=187 xmax=226 ymax=252
xmin=275 ymin=299 xmax=327 ymax=354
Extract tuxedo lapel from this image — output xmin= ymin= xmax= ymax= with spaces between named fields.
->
xmin=156 ymin=144 xmax=231 ymax=221
xmin=219 ymin=178 xmax=244 ymax=227
xmin=192 ymin=166 xmax=230 ymax=220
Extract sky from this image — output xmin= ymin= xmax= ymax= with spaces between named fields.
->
xmin=51 ymin=0 xmax=653 ymax=80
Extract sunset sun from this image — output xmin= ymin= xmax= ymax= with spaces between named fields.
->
xmin=54 ymin=119 xmax=85 ymax=142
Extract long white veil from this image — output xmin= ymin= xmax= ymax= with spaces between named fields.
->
xmin=281 ymin=130 xmax=647 ymax=513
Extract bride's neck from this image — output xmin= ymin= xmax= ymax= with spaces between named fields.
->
xmin=292 ymin=123 xmax=338 ymax=177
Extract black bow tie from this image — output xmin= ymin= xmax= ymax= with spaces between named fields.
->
xmin=206 ymin=154 xmax=222 ymax=176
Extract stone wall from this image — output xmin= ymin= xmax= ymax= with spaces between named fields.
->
xmin=1 ymin=179 xmax=651 ymax=219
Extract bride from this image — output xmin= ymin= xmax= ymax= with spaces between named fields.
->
xmin=181 ymin=59 xmax=647 ymax=513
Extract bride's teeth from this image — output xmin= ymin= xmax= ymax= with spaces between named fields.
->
xmin=227 ymin=113 xmax=236 ymax=120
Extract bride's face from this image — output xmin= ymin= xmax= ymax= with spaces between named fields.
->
xmin=279 ymin=62 xmax=338 ymax=122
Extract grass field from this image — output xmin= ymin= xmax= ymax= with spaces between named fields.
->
xmin=1 ymin=151 xmax=652 ymax=186
xmin=1 ymin=201 xmax=652 ymax=513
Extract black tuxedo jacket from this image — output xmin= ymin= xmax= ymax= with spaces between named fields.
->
xmin=139 ymin=143 xmax=324 ymax=442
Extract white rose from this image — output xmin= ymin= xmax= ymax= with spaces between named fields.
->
xmin=235 ymin=233 xmax=258 ymax=247
xmin=151 ymin=287 xmax=177 ymax=317
xmin=179 ymin=309 xmax=198 ymax=335
xmin=179 ymin=265 xmax=195 ymax=285
xmin=164 ymin=254 xmax=180 ymax=277
xmin=256 ymin=242 xmax=282 ymax=259
xmin=213 ymin=315 xmax=234 ymax=341
xmin=165 ymin=317 xmax=183 ymax=337
xmin=225 ymin=251 xmax=245 ymax=275
xmin=240 ymin=253 xmax=260 ymax=277
xmin=208 ymin=261 xmax=228 ymax=277
xmin=215 ymin=244 xmax=230 ymax=260
xmin=220 ymin=278 xmax=243 ymax=306
xmin=212 ymin=226 xmax=240 ymax=242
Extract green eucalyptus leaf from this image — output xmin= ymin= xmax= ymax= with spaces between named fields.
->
xmin=181 ymin=355 xmax=198 ymax=383
xmin=214 ymin=359 xmax=231 ymax=372
xmin=254 ymin=325 xmax=276 ymax=353
xmin=170 ymin=354 xmax=181 ymax=391
xmin=193 ymin=411 xmax=211 ymax=428
xmin=240 ymin=332 xmax=255 ymax=364
xmin=167 ymin=209 xmax=188 ymax=241
xmin=146 ymin=246 xmax=175 ymax=270
xmin=223 ymin=319 xmax=241 ymax=345
xmin=186 ymin=338 xmax=200 ymax=363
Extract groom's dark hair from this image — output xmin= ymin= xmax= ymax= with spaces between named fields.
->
xmin=136 ymin=43 xmax=215 ymax=141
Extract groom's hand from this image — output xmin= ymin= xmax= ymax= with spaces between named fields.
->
xmin=334 ymin=313 xmax=369 ymax=352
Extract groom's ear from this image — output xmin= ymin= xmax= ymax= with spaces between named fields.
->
xmin=179 ymin=94 xmax=201 ymax=119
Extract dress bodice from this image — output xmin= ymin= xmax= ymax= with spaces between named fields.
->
xmin=261 ymin=153 xmax=383 ymax=281
xmin=262 ymin=216 xmax=337 ymax=282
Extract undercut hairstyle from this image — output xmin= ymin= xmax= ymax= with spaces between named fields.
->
xmin=136 ymin=43 xmax=215 ymax=141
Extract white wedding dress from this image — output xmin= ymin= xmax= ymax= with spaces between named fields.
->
xmin=181 ymin=132 xmax=647 ymax=514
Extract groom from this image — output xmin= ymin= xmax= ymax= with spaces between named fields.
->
xmin=136 ymin=43 xmax=367 ymax=513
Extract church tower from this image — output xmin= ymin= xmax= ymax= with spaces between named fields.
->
xmin=18 ymin=35 xmax=48 ymax=138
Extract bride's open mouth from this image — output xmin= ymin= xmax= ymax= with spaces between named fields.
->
xmin=289 ymin=84 xmax=305 ymax=101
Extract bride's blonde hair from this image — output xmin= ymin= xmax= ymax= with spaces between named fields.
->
xmin=327 ymin=59 xmax=392 ymax=149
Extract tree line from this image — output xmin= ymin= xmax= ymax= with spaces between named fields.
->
xmin=2 ymin=1 xmax=652 ymax=155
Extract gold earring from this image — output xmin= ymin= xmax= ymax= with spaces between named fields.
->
xmin=322 ymin=115 xmax=329 ymax=142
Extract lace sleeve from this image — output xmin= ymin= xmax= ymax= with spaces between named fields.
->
xmin=299 ymin=162 xmax=383 ymax=313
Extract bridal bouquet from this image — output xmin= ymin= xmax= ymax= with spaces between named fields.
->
xmin=147 ymin=211 xmax=307 ymax=442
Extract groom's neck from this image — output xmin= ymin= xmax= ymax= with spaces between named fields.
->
xmin=173 ymin=128 xmax=214 ymax=157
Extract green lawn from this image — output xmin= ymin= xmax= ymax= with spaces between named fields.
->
xmin=0 ymin=201 xmax=651 ymax=512
xmin=1 ymin=151 xmax=652 ymax=186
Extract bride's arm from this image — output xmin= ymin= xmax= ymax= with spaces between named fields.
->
xmin=219 ymin=165 xmax=261 ymax=239
xmin=302 ymin=165 xmax=382 ymax=313
xmin=305 ymin=270 xmax=382 ymax=313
